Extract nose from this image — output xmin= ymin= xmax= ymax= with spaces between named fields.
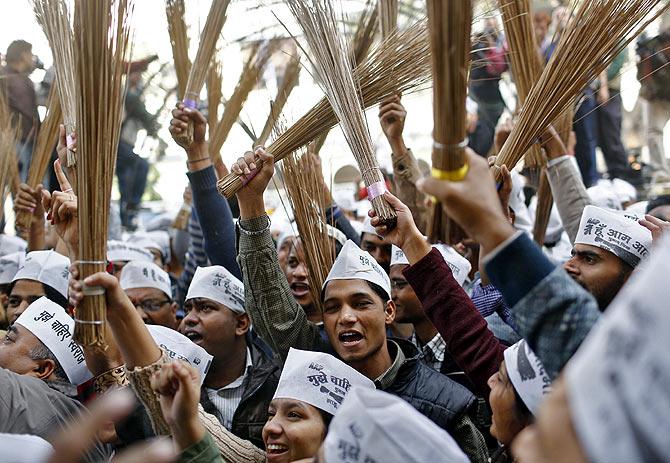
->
xmin=563 ymin=257 xmax=579 ymax=276
xmin=338 ymin=304 xmax=358 ymax=325
xmin=263 ymin=415 xmax=283 ymax=439
xmin=182 ymin=310 xmax=198 ymax=326
xmin=487 ymin=372 xmax=498 ymax=390
xmin=294 ymin=262 xmax=308 ymax=279
xmin=135 ymin=305 xmax=150 ymax=322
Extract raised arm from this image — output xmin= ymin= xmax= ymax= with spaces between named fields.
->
xmin=232 ymin=148 xmax=329 ymax=360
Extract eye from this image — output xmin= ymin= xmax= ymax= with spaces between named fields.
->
xmin=287 ymin=410 xmax=303 ymax=420
xmin=323 ymin=303 xmax=339 ymax=314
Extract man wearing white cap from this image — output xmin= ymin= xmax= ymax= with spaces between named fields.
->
xmin=315 ymin=387 xmax=469 ymax=463
xmin=564 ymin=205 xmax=653 ymax=309
xmin=180 ymin=265 xmax=280 ymax=449
xmin=0 ymin=252 xmax=24 ymax=329
xmin=126 ymin=230 xmax=171 ymax=268
xmin=7 ymin=250 xmax=69 ymax=325
xmin=120 ymin=260 xmax=177 ymax=329
xmin=232 ymin=151 xmax=488 ymax=462
xmin=106 ymin=240 xmax=154 ymax=278
xmin=359 ymin=216 xmax=392 ymax=273
xmin=0 ymin=234 xmax=27 ymax=257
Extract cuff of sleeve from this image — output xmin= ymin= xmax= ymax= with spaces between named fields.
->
xmin=180 ymin=432 xmax=220 ymax=462
xmin=186 ymin=166 xmax=218 ymax=192
xmin=484 ymin=232 xmax=556 ymax=307
xmin=238 ymin=215 xmax=275 ymax=251
xmin=547 ymin=155 xmax=570 ymax=169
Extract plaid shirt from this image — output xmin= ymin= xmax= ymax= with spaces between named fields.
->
xmin=411 ymin=333 xmax=447 ymax=372
xmin=470 ymin=278 xmax=519 ymax=332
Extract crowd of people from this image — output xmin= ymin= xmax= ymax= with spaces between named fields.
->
xmin=1 ymin=3 xmax=670 ymax=463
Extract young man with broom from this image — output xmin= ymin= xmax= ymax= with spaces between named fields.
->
xmin=226 ymin=147 xmax=489 ymax=463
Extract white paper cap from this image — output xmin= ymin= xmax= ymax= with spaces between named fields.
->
xmin=12 ymin=250 xmax=70 ymax=299
xmin=147 ymin=325 xmax=213 ymax=384
xmin=323 ymin=240 xmax=391 ymax=301
xmin=612 ymin=178 xmax=637 ymax=204
xmin=119 ymin=260 xmax=172 ymax=299
xmin=323 ymin=387 xmax=469 ymax=463
xmin=127 ymin=231 xmax=170 ymax=262
xmin=390 ymin=244 xmax=471 ymax=287
xmin=0 ymin=433 xmax=53 ymax=463
xmin=361 ymin=216 xmax=382 ymax=238
xmin=273 ymin=348 xmax=375 ymax=416
xmin=587 ymin=181 xmax=623 ymax=211
xmin=566 ymin=234 xmax=670 ymax=463
xmin=575 ymin=205 xmax=652 ymax=268
xmin=106 ymin=240 xmax=154 ymax=264
xmin=503 ymin=340 xmax=551 ymax=416
xmin=0 ymin=252 xmax=25 ymax=285
xmin=0 ymin=234 xmax=27 ymax=257
xmin=509 ymin=170 xmax=533 ymax=234
xmin=15 ymin=297 xmax=93 ymax=385
xmin=186 ymin=266 xmax=245 ymax=314
xmin=325 ymin=224 xmax=347 ymax=248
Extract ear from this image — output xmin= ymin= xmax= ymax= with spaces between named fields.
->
xmin=32 ymin=357 xmax=56 ymax=381
xmin=384 ymin=300 xmax=396 ymax=325
xmin=235 ymin=313 xmax=250 ymax=336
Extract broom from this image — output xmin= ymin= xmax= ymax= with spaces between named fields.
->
xmin=0 ymin=90 xmax=20 ymax=225
xmin=206 ymin=55 xmax=223 ymax=157
xmin=15 ymin=85 xmax=62 ymax=230
xmin=218 ymin=18 xmax=431 ymax=199
xmin=494 ymin=0 xmax=669 ymax=179
xmin=378 ymin=0 xmax=398 ymax=39
xmin=165 ymin=0 xmax=192 ymax=100
xmin=285 ymin=0 xmax=396 ymax=226
xmin=312 ymin=0 xmax=378 ymax=154
xmin=209 ymin=41 xmax=276 ymax=164
xmin=426 ymin=0 xmax=472 ymax=245
xmin=173 ymin=0 xmax=231 ymax=148
xmin=256 ymin=55 xmax=301 ymax=147
xmin=72 ymin=0 xmax=134 ymax=347
xmin=31 ymin=0 xmax=77 ymax=169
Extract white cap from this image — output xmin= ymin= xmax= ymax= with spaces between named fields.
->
xmin=565 ymin=234 xmax=670 ymax=463
xmin=625 ymin=200 xmax=648 ymax=216
xmin=0 ymin=252 xmax=25 ymax=285
xmin=119 ymin=261 xmax=172 ymax=299
xmin=12 ymin=250 xmax=70 ymax=299
xmin=575 ymin=205 xmax=652 ymax=268
xmin=390 ymin=244 xmax=471 ymax=287
xmin=503 ymin=340 xmax=551 ymax=416
xmin=587 ymin=181 xmax=623 ymax=211
xmin=325 ymin=224 xmax=347 ymax=248
xmin=323 ymin=240 xmax=391 ymax=301
xmin=0 ymin=234 xmax=27 ymax=257
xmin=147 ymin=325 xmax=213 ymax=384
xmin=361 ymin=216 xmax=382 ymax=238
xmin=186 ymin=266 xmax=245 ymax=314
xmin=127 ymin=231 xmax=171 ymax=262
xmin=106 ymin=240 xmax=154 ymax=264
xmin=323 ymin=387 xmax=469 ymax=463
xmin=509 ymin=170 xmax=533 ymax=234
xmin=0 ymin=433 xmax=53 ymax=463
xmin=273 ymin=348 xmax=375 ymax=416
xmin=15 ymin=297 xmax=93 ymax=385
xmin=611 ymin=178 xmax=637 ymax=204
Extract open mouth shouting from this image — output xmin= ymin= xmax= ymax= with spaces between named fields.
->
xmin=337 ymin=330 xmax=364 ymax=349
xmin=182 ymin=329 xmax=203 ymax=345
xmin=290 ymin=282 xmax=310 ymax=299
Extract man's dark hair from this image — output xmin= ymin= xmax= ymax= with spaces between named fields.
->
xmin=6 ymin=40 xmax=32 ymax=64
xmin=28 ymin=339 xmax=68 ymax=382
xmin=7 ymin=281 xmax=68 ymax=309
xmin=365 ymin=281 xmax=390 ymax=304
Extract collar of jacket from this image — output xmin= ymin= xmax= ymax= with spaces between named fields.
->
xmin=375 ymin=339 xmax=420 ymax=390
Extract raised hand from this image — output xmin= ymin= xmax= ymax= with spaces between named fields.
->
xmin=14 ymin=182 xmax=44 ymax=219
xmin=639 ymin=215 xmax=670 ymax=245
xmin=41 ymin=159 xmax=78 ymax=255
xmin=378 ymin=94 xmax=407 ymax=142
xmin=231 ymin=147 xmax=275 ymax=219
xmin=169 ymin=104 xmax=207 ymax=152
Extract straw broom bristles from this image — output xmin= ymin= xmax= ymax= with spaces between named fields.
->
xmin=494 ymin=0 xmax=669 ymax=178
xmin=426 ymin=0 xmax=472 ymax=245
xmin=166 ymin=0 xmax=192 ymax=100
xmin=31 ymin=0 xmax=77 ymax=169
xmin=217 ymin=19 xmax=431 ymax=199
xmin=256 ymin=56 xmax=302 ymax=147
xmin=0 ymin=91 xmax=19 ymax=225
xmin=209 ymin=42 xmax=276 ymax=165
xmin=533 ymin=170 xmax=552 ymax=244
xmin=285 ymin=0 xmax=396 ymax=225
xmin=73 ymin=0 xmax=134 ymax=347
xmin=15 ymin=86 xmax=62 ymax=230
xmin=312 ymin=0 xmax=378 ymax=154
xmin=206 ymin=56 xmax=223 ymax=149
xmin=174 ymin=0 xmax=231 ymax=147
xmin=378 ymin=0 xmax=398 ymax=39
xmin=281 ymin=147 xmax=335 ymax=314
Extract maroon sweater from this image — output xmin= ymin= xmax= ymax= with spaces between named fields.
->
xmin=403 ymin=248 xmax=505 ymax=397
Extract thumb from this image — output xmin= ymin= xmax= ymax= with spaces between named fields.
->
xmin=54 ymin=159 xmax=73 ymax=192
xmin=382 ymin=191 xmax=405 ymax=210
xmin=84 ymin=272 xmax=121 ymax=294
xmin=58 ymin=124 xmax=66 ymax=147
xmin=173 ymin=362 xmax=198 ymax=401
xmin=416 ymin=176 xmax=449 ymax=199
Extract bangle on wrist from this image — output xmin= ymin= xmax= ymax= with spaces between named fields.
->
xmin=237 ymin=215 xmax=271 ymax=236
xmin=186 ymin=156 xmax=209 ymax=166
xmin=93 ymin=365 xmax=129 ymax=395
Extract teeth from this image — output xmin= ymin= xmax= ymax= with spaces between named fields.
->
xmin=267 ymin=444 xmax=287 ymax=451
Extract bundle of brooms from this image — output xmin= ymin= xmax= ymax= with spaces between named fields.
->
xmin=494 ymin=0 xmax=669 ymax=179
xmin=31 ymin=0 xmax=77 ymax=169
xmin=378 ymin=0 xmax=398 ymax=39
xmin=217 ymin=19 xmax=431 ymax=199
xmin=15 ymin=86 xmax=62 ymax=230
xmin=206 ymin=56 xmax=223 ymax=141
xmin=281 ymin=143 xmax=335 ymax=314
xmin=284 ymin=0 xmax=396 ymax=225
xmin=72 ymin=0 xmax=134 ymax=347
xmin=426 ymin=0 xmax=472 ymax=245
xmin=499 ymin=0 xmax=552 ymax=244
xmin=0 ymin=91 xmax=19 ymax=225
xmin=209 ymin=41 xmax=277 ymax=164
xmin=312 ymin=0 xmax=378 ymax=154
xmin=256 ymin=55 xmax=302 ymax=147
xmin=166 ymin=0 xmax=192 ymax=99
xmin=174 ymin=0 xmax=231 ymax=148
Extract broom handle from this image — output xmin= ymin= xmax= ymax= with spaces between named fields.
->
xmin=175 ymin=92 xmax=198 ymax=147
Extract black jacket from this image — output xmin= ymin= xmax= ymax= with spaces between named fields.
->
xmin=200 ymin=331 xmax=280 ymax=449
xmin=384 ymin=338 xmax=476 ymax=429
